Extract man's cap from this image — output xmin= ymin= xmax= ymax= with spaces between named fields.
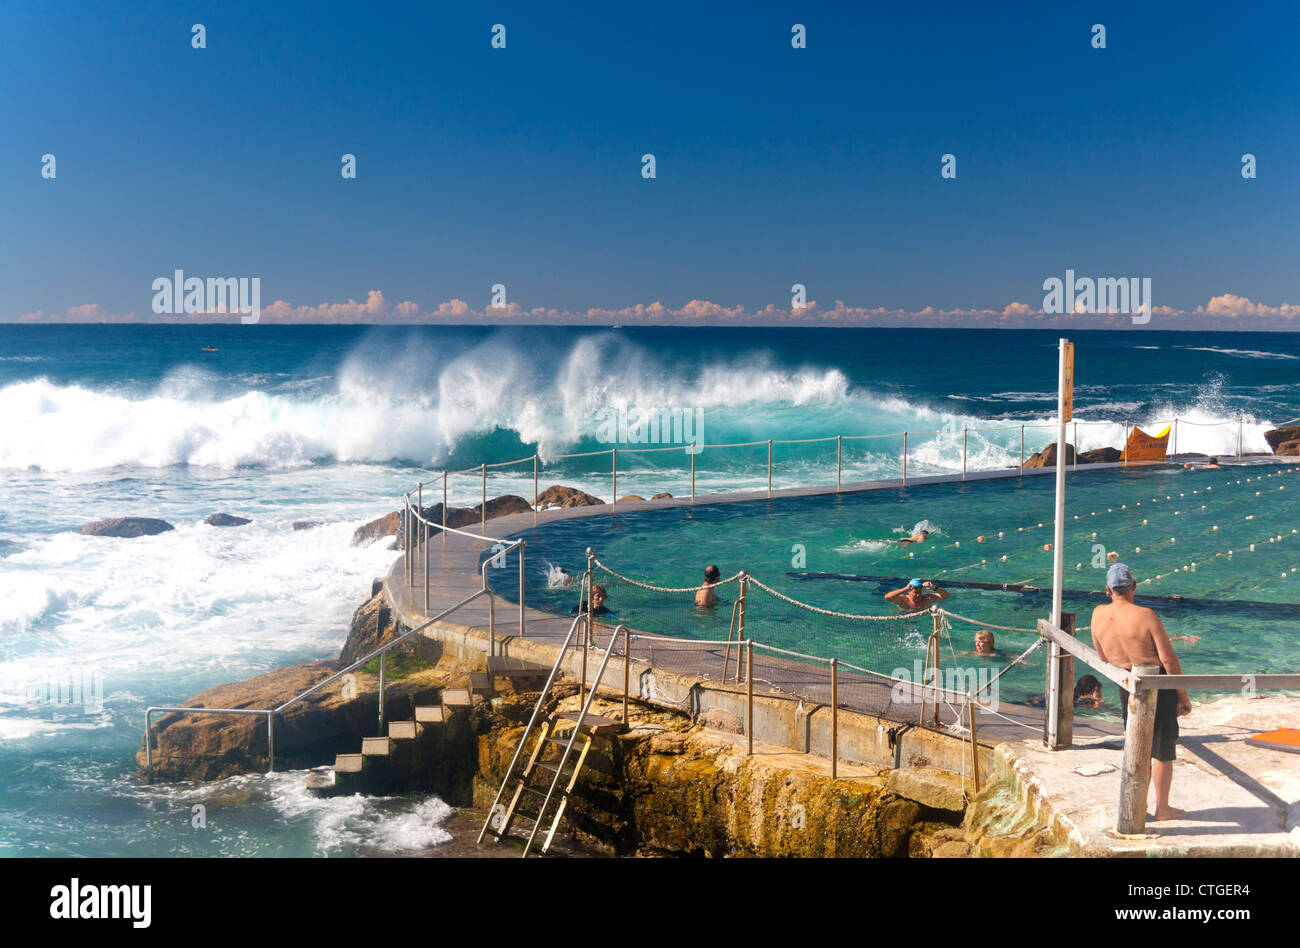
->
xmin=908 ymin=578 xmax=923 ymax=588
xmin=1106 ymin=562 xmax=1135 ymax=590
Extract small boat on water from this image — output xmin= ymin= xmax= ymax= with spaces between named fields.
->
xmin=201 ymin=345 xmax=219 ymax=352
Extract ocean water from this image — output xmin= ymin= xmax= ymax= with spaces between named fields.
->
xmin=1 ymin=324 xmax=1298 ymax=856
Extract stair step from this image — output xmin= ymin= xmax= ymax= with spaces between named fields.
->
xmin=468 ymin=673 xmax=494 ymax=694
xmin=306 ymin=769 xmax=336 ymax=791
xmin=553 ymin=712 xmax=622 ymax=737
xmin=389 ymin=720 xmax=420 ymax=740
xmin=361 ymin=736 xmax=393 ymax=756
xmin=442 ymin=688 xmax=472 ymax=709
xmin=414 ymin=705 xmax=445 ymax=724
xmin=334 ymin=754 xmax=364 ymax=773
xmin=487 ymin=656 xmax=551 ymax=677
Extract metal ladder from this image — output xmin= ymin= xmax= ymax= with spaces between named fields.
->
xmin=477 ymin=613 xmax=625 ymax=856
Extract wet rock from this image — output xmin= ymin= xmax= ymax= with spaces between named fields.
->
xmin=887 ymin=765 xmax=967 ymax=813
xmin=79 ymin=517 xmax=174 ymax=538
xmin=1023 ymin=443 xmax=1076 ymax=469
xmin=472 ymin=495 xmax=532 ymax=520
xmin=536 ymin=485 xmax=605 ymax=508
xmin=292 ymin=520 xmax=323 ymax=531
xmin=1265 ymin=426 xmax=1300 ymax=453
xmin=650 ymin=492 xmax=673 ymax=500
xmin=616 ymin=495 xmax=645 ymax=503
xmin=1078 ymin=446 xmax=1122 ymax=464
xmin=205 ymin=513 xmax=251 ymax=527
xmin=1277 ymin=439 xmax=1300 ymax=457
xmin=352 ymin=511 xmax=400 ymax=546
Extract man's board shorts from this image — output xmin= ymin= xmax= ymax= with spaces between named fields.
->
xmin=1118 ymin=668 xmax=1179 ymax=762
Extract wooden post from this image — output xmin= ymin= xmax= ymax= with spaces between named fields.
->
xmin=735 ymin=574 xmax=748 ymax=684
xmin=830 ymin=658 xmax=838 ymax=779
xmin=1043 ymin=612 xmax=1076 ymax=750
xmin=1117 ymin=664 xmax=1162 ymax=834
xmin=968 ymin=695 xmax=980 ymax=794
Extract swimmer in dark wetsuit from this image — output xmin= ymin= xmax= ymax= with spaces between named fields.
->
xmin=1090 ymin=563 xmax=1192 ymax=822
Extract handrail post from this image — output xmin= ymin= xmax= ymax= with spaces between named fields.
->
xmin=962 ymin=428 xmax=968 ymax=481
xmin=902 ymin=431 xmax=908 ymax=484
xmin=767 ymin=440 xmax=773 ymax=496
xmin=830 ymin=657 xmax=838 ymax=779
xmin=1123 ymin=420 xmax=1130 ymax=466
xmin=735 ymin=572 xmax=748 ymax=684
xmin=622 ymin=625 xmax=631 ymax=724
xmin=267 ymin=712 xmax=275 ymax=773
xmin=690 ymin=449 xmax=696 ymax=503
xmin=612 ymin=448 xmax=617 ymax=505
xmin=583 ymin=548 xmax=595 ymax=705
xmin=1044 ymin=612 xmax=1075 ymax=750
xmin=420 ymin=482 xmax=429 ymax=616
xmin=1019 ymin=424 xmax=1024 ymax=475
xmin=378 ymin=652 xmax=386 ymax=730
xmin=481 ymin=464 xmax=487 ymax=533
xmin=930 ymin=610 xmax=942 ymax=727
xmin=836 ymin=435 xmax=842 ymax=492
xmin=404 ymin=496 xmax=412 ymax=587
xmin=968 ymin=694 xmax=979 ymax=794
xmin=518 ymin=541 xmax=526 ymax=637
xmin=1237 ymin=414 xmax=1243 ymax=459
xmin=1072 ymin=421 xmax=1078 ymax=471
xmin=533 ymin=454 xmax=539 ymax=512
xmin=1172 ymin=418 xmax=1178 ymax=458
xmin=1117 ymin=664 xmax=1162 ymax=834
xmin=746 ymin=641 xmax=754 ymax=756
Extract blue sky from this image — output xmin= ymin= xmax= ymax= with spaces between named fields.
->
xmin=3 ymin=0 xmax=1298 ymax=327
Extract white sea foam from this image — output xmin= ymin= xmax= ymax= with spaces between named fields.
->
xmin=1182 ymin=347 xmax=1299 ymax=361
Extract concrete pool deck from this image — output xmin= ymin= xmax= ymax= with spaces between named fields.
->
xmin=383 ymin=456 xmax=1298 ymax=855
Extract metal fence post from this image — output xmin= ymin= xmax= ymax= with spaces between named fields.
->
xmin=1044 ymin=612 xmax=1075 ymax=750
xmin=903 ymin=431 xmax=908 ymax=484
xmin=962 ymin=428 xmax=968 ymax=481
xmin=420 ymin=482 xmax=429 ymax=615
xmin=735 ymin=573 xmax=748 ymax=684
xmin=533 ymin=454 xmax=539 ymax=512
xmin=968 ymin=696 xmax=979 ymax=793
xmin=623 ymin=625 xmax=631 ymax=724
xmin=830 ymin=657 xmax=838 ymax=779
xmin=767 ymin=440 xmax=773 ymax=496
xmin=612 ymin=449 xmax=617 ymax=504
xmin=1072 ymin=422 xmax=1078 ymax=471
xmin=747 ymin=641 xmax=754 ymax=756
xmin=378 ymin=653 xmax=386 ymax=730
xmin=519 ymin=542 xmax=526 ymax=637
xmin=690 ymin=449 xmax=696 ymax=503
xmin=836 ymin=435 xmax=842 ymax=492
xmin=1019 ymin=425 xmax=1025 ymax=475
xmin=267 ymin=712 xmax=275 ymax=774
xmin=1117 ymin=664 xmax=1161 ymax=834
xmin=930 ymin=610 xmax=943 ymax=727
xmin=1237 ymin=415 xmax=1243 ymax=459
xmin=480 ymin=464 xmax=487 ymax=532
xmin=442 ymin=472 xmax=447 ymax=543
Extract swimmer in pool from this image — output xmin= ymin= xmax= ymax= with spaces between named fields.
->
xmin=884 ymin=578 xmax=949 ymax=611
xmin=898 ymin=529 xmax=931 ymax=547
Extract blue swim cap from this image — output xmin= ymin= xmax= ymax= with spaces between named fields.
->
xmin=908 ymin=578 xmax=923 ymax=588
xmin=1106 ymin=563 xmax=1135 ymax=590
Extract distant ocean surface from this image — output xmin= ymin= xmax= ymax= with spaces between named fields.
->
xmin=1 ymin=324 xmax=1297 ymax=856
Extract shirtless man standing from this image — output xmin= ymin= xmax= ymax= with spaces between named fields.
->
xmin=1090 ymin=563 xmax=1192 ymax=821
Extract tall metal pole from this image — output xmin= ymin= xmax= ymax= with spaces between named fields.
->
xmin=1019 ymin=425 xmax=1025 ymax=475
xmin=1072 ymin=421 xmax=1078 ymax=471
xmin=836 ymin=435 xmax=842 ymax=492
xmin=1047 ymin=338 xmax=1069 ymax=750
xmin=746 ymin=642 xmax=754 ymax=756
xmin=480 ymin=464 xmax=487 ymax=533
xmin=962 ymin=428 xmax=968 ymax=481
xmin=830 ymin=658 xmax=838 ymax=779
xmin=533 ymin=454 xmax=539 ymax=512
xmin=902 ymin=432 xmax=908 ymax=485
xmin=442 ymin=472 xmax=447 ymax=544
xmin=690 ymin=449 xmax=696 ymax=504
xmin=767 ymin=440 xmax=773 ymax=496
xmin=518 ymin=541 xmax=526 ymax=637
xmin=611 ymin=449 xmax=617 ymax=504
xmin=1237 ymin=415 xmax=1243 ymax=459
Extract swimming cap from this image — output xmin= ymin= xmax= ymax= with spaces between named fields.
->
xmin=1106 ymin=562 xmax=1135 ymax=590
xmin=908 ymin=578 xmax=923 ymax=588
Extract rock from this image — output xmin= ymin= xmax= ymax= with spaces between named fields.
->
xmin=650 ymin=492 xmax=672 ymax=500
xmin=1023 ymin=443 xmax=1076 ymax=469
xmin=535 ymin=485 xmax=605 ymax=508
xmin=1079 ymin=446 xmax=1122 ymax=464
xmin=1265 ymin=426 xmax=1300 ymax=453
xmin=79 ymin=517 xmax=174 ymax=538
xmin=886 ymin=765 xmax=967 ymax=813
xmin=616 ymin=494 xmax=645 ymax=503
xmin=471 ymin=495 xmax=532 ymax=520
xmin=292 ymin=520 xmax=323 ymax=531
xmin=876 ymin=798 xmax=922 ymax=858
xmin=649 ymin=731 xmax=691 ymax=755
xmin=204 ymin=513 xmax=251 ymax=527
xmin=1278 ymin=439 xmax=1300 ymax=457
xmin=352 ymin=510 xmax=401 ymax=546
xmin=908 ymin=821 xmax=969 ymax=858
xmin=699 ymin=708 xmax=743 ymax=734
xmin=338 ymin=591 xmax=398 ymax=664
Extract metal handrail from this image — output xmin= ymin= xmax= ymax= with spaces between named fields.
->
xmin=143 ymin=587 xmax=487 ymax=776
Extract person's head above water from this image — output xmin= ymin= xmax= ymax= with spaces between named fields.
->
xmin=974 ymin=629 xmax=995 ymax=653
xmin=908 ymin=578 xmax=923 ymax=588
xmin=704 ymin=564 xmax=721 ymax=582
xmin=1106 ymin=562 xmax=1136 ymax=597
xmin=590 ymin=585 xmax=607 ymax=607
xmin=1073 ymin=674 xmax=1103 ymax=704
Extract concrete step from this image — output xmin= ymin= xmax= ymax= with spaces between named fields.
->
xmin=442 ymin=688 xmax=472 ymax=709
xmin=361 ymin=736 xmax=393 ymax=756
xmin=414 ymin=705 xmax=445 ymax=724
xmin=389 ymin=720 xmax=420 ymax=740
xmin=469 ymin=672 xmax=494 ymax=694
xmin=334 ymin=753 xmax=364 ymax=773
xmin=487 ymin=656 xmax=551 ymax=678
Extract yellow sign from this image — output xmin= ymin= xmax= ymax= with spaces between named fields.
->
xmin=1062 ymin=341 xmax=1074 ymax=422
xmin=1123 ymin=425 xmax=1171 ymax=463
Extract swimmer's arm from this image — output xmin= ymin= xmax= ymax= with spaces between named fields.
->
xmin=930 ymin=586 xmax=951 ymax=602
xmin=884 ymin=587 xmax=908 ymax=603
